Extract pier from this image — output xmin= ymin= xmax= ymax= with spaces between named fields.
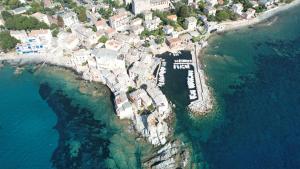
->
xmin=188 ymin=45 xmax=213 ymax=114
xmin=157 ymin=59 xmax=166 ymax=87
xmin=173 ymin=59 xmax=192 ymax=70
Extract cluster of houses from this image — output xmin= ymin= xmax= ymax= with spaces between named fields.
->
xmin=0 ymin=0 xmax=285 ymax=147
xmin=62 ymin=44 xmax=170 ymax=145
xmin=132 ymin=0 xmax=170 ymax=14
xmin=10 ymin=29 xmax=52 ymax=54
xmin=2 ymin=0 xmax=282 ymax=54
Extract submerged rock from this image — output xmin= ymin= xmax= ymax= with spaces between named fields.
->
xmin=143 ymin=140 xmax=190 ymax=169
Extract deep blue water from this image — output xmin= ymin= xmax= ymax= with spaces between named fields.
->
xmin=1 ymin=5 xmax=300 ymax=169
xmin=167 ymin=5 xmax=300 ymax=169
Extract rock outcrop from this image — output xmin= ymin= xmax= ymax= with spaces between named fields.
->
xmin=143 ymin=140 xmax=190 ymax=169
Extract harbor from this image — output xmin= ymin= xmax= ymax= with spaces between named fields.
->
xmin=157 ymin=49 xmax=212 ymax=115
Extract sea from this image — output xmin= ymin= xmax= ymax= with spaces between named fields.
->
xmin=167 ymin=5 xmax=300 ymax=169
xmin=0 ymin=66 xmax=153 ymax=169
xmin=0 ymin=4 xmax=300 ymax=169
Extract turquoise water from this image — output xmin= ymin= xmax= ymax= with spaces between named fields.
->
xmin=0 ymin=66 xmax=153 ymax=169
xmin=166 ymin=5 xmax=300 ymax=169
xmin=1 ymin=5 xmax=300 ymax=169
xmin=0 ymin=66 xmax=58 ymax=169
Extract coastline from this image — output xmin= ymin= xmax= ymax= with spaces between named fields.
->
xmin=0 ymin=54 xmax=191 ymax=169
xmin=0 ymin=2 xmax=299 ymax=168
xmin=1 ymin=0 xmax=299 ymax=116
xmin=190 ymin=0 xmax=300 ymax=114
xmin=218 ymin=0 xmax=300 ymax=32
xmin=187 ymin=7 xmax=300 ymax=169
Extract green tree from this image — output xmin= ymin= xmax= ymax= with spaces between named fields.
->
xmin=0 ymin=31 xmax=20 ymax=52
xmin=4 ymin=15 xmax=49 ymax=30
xmin=1 ymin=11 xmax=13 ymax=21
xmin=91 ymin=25 xmax=97 ymax=32
xmin=98 ymin=35 xmax=108 ymax=43
xmin=215 ymin=10 xmax=230 ymax=22
xmin=5 ymin=0 xmax=21 ymax=9
xmin=57 ymin=16 xmax=64 ymax=27
xmin=98 ymin=7 xmax=113 ymax=19
xmin=198 ymin=1 xmax=206 ymax=12
xmin=52 ymin=29 xmax=59 ymax=37
xmin=29 ymin=1 xmax=44 ymax=13
xmin=155 ymin=37 xmax=165 ymax=44
xmin=75 ymin=6 xmax=87 ymax=22
xmin=177 ymin=5 xmax=190 ymax=18
xmin=50 ymin=23 xmax=59 ymax=30
xmin=255 ymin=5 xmax=266 ymax=13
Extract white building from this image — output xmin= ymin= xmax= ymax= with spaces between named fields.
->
xmin=129 ymin=89 xmax=153 ymax=110
xmin=10 ymin=30 xmax=28 ymax=43
xmin=109 ymin=11 xmax=130 ymax=31
xmin=130 ymin=18 xmax=143 ymax=26
xmin=132 ymin=0 xmax=170 ymax=15
xmin=60 ymin=11 xmax=79 ymax=27
xmin=71 ymin=49 xmax=91 ymax=72
xmin=105 ymin=28 xmax=116 ymax=38
xmin=72 ymin=49 xmax=90 ymax=64
xmin=144 ymin=16 xmax=161 ymax=31
xmin=16 ymin=37 xmax=46 ymax=54
xmin=144 ymin=11 xmax=153 ymax=21
xmin=32 ymin=12 xmax=51 ymax=25
xmin=95 ymin=19 xmax=108 ymax=31
xmin=28 ymin=29 xmax=52 ymax=44
xmin=73 ymin=25 xmax=100 ymax=46
xmin=130 ymin=25 xmax=144 ymax=35
xmin=250 ymin=0 xmax=259 ymax=7
xmin=0 ymin=18 xmax=4 ymax=26
xmin=105 ymin=39 xmax=122 ymax=51
xmin=204 ymin=6 xmax=216 ymax=16
xmin=146 ymin=86 xmax=169 ymax=114
xmin=204 ymin=21 xmax=219 ymax=33
xmin=205 ymin=0 xmax=218 ymax=7
xmin=57 ymin=32 xmax=80 ymax=50
xmin=11 ymin=7 xmax=28 ymax=15
xmin=115 ymin=92 xmax=134 ymax=119
xmin=92 ymin=48 xmax=126 ymax=70
xmin=163 ymin=25 xmax=174 ymax=35
xmin=243 ymin=8 xmax=256 ymax=19
xmin=232 ymin=3 xmax=244 ymax=15
xmin=129 ymin=61 xmax=151 ymax=82
xmin=259 ymin=0 xmax=277 ymax=7
xmin=184 ymin=17 xmax=197 ymax=30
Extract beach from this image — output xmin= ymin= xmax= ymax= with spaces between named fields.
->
xmin=1 ymin=2 xmax=300 ymax=168
xmin=218 ymin=0 xmax=300 ymax=32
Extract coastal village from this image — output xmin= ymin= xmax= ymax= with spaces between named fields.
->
xmin=0 ymin=0 xmax=296 ymax=168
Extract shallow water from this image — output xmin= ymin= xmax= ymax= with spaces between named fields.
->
xmin=0 ymin=66 xmax=58 ymax=169
xmin=0 ymin=65 xmax=153 ymax=169
xmin=1 ymin=5 xmax=300 ymax=169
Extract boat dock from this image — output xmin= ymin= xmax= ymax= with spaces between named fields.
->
xmin=188 ymin=45 xmax=213 ymax=114
xmin=157 ymin=59 xmax=166 ymax=87
xmin=173 ymin=59 xmax=192 ymax=69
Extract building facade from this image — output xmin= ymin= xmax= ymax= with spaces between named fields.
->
xmin=132 ymin=0 xmax=170 ymax=15
xmin=109 ymin=11 xmax=130 ymax=31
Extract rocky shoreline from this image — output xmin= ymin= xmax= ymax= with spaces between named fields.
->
xmin=0 ymin=53 xmax=191 ymax=169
